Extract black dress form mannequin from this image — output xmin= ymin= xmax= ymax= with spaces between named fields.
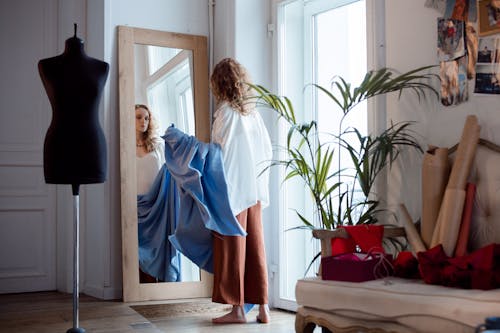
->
xmin=38 ymin=24 xmax=109 ymax=333
xmin=38 ymin=25 xmax=109 ymax=190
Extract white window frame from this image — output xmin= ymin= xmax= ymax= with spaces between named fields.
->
xmin=270 ymin=0 xmax=386 ymax=312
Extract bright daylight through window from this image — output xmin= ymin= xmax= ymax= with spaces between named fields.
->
xmin=275 ymin=0 xmax=367 ymax=310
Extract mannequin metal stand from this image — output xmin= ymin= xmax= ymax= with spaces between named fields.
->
xmin=67 ymin=183 xmax=85 ymax=333
xmin=38 ymin=23 xmax=109 ymax=333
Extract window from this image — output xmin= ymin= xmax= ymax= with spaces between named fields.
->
xmin=274 ymin=0 xmax=370 ymax=311
xmin=136 ymin=45 xmax=195 ymax=136
xmin=146 ymin=58 xmax=195 ymax=135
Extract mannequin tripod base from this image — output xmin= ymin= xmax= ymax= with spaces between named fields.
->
xmin=66 ymin=328 xmax=85 ymax=333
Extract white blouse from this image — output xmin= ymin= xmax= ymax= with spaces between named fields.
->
xmin=136 ymin=140 xmax=165 ymax=195
xmin=212 ymin=102 xmax=272 ymax=216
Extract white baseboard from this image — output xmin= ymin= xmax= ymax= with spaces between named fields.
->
xmin=84 ymin=284 xmax=122 ymax=300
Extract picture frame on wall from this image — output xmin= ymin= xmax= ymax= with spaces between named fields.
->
xmin=478 ymin=0 xmax=500 ymax=36
xmin=474 ymin=36 xmax=500 ymax=94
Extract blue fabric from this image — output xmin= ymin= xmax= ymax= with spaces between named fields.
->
xmin=162 ymin=127 xmax=256 ymax=310
xmin=137 ymin=125 xmax=246 ymax=281
xmin=137 ymin=166 xmax=181 ymax=282
xmin=164 ymin=126 xmax=246 ymax=273
xmin=244 ymin=303 xmax=255 ymax=313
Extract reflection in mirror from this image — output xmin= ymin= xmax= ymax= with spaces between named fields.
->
xmin=134 ymin=44 xmax=195 ymax=136
xmin=119 ymin=25 xmax=210 ymax=302
xmin=134 ymin=43 xmax=200 ymax=283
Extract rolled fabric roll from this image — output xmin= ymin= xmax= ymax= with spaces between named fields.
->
xmin=433 ymin=189 xmax=466 ymax=256
xmin=398 ymin=204 xmax=427 ymax=254
xmin=447 ymin=115 xmax=480 ymax=190
xmin=454 ymin=183 xmax=476 ymax=257
xmin=421 ymin=146 xmax=450 ymax=248
xmin=431 ymin=115 xmax=480 ymax=257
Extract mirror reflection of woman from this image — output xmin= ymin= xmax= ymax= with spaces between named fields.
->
xmin=135 ymin=104 xmax=165 ymax=195
xmin=135 ymin=104 xmax=165 ymax=283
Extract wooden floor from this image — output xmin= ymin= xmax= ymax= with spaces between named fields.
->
xmin=0 ymin=291 xmax=309 ymax=333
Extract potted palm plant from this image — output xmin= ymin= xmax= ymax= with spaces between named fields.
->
xmin=250 ymin=66 xmax=438 ymax=261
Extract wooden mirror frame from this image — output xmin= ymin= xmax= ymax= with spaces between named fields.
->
xmin=118 ymin=26 xmax=211 ymax=302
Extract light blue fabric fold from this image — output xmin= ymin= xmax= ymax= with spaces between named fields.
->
xmin=138 ymin=126 xmax=256 ymax=309
xmin=163 ymin=126 xmax=246 ymax=273
xmin=137 ymin=166 xmax=181 ymax=282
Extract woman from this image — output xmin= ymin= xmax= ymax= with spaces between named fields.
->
xmin=210 ymin=58 xmax=272 ymax=324
xmin=135 ymin=104 xmax=166 ymax=283
xmin=135 ymin=104 xmax=165 ymax=195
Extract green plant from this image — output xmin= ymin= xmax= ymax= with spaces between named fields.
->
xmin=251 ymin=66 xmax=438 ymax=231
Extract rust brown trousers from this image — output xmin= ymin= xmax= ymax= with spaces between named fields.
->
xmin=212 ymin=201 xmax=268 ymax=305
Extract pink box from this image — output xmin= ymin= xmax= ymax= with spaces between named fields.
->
xmin=321 ymin=252 xmax=393 ymax=282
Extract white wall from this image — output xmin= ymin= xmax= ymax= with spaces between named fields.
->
xmin=384 ymin=0 xmax=500 ymax=222
xmin=0 ymin=0 xmax=59 ymax=294
xmin=387 ymin=0 xmax=499 ymax=144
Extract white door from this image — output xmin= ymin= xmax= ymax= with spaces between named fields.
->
xmin=0 ymin=0 xmax=57 ymax=293
xmin=272 ymin=0 xmax=369 ymax=311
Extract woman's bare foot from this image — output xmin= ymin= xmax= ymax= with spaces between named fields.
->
xmin=212 ymin=305 xmax=246 ymax=324
xmin=256 ymin=304 xmax=270 ymax=323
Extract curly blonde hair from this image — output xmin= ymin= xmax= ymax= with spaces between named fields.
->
xmin=135 ymin=104 xmax=159 ymax=153
xmin=210 ymin=58 xmax=254 ymax=115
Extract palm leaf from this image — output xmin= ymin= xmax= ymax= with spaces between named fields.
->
xmin=249 ymin=66 xmax=438 ymax=234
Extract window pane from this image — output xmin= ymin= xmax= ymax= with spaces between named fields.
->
xmin=147 ymin=59 xmax=193 ymax=135
xmin=147 ymin=45 xmax=181 ymax=75
xmin=276 ymin=0 xmax=367 ymax=308
xmin=316 ymin=1 xmax=366 ymax=139
xmin=315 ymin=1 xmax=367 ymax=216
xmin=278 ymin=0 xmax=316 ymax=304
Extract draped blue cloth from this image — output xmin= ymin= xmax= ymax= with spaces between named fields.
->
xmin=137 ymin=125 xmax=246 ymax=281
xmin=137 ymin=166 xmax=181 ymax=282
xmin=164 ymin=126 xmax=246 ymax=272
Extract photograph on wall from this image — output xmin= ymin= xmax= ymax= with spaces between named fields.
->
xmin=440 ymin=56 xmax=469 ymax=105
xmin=474 ymin=36 xmax=500 ymax=94
xmin=466 ymin=23 xmax=479 ymax=79
xmin=478 ymin=0 xmax=500 ymax=36
xmin=438 ymin=18 xmax=466 ymax=61
xmin=474 ymin=63 xmax=500 ymax=94
xmin=444 ymin=0 xmax=477 ymax=22
xmin=477 ymin=36 xmax=500 ymax=62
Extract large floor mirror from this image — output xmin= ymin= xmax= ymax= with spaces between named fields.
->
xmin=118 ymin=26 xmax=210 ymax=302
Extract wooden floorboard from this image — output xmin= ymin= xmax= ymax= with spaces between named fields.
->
xmin=0 ymin=291 xmax=159 ymax=333
xmin=0 ymin=291 xmax=307 ymax=333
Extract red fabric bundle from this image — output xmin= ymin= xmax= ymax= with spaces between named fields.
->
xmin=393 ymin=251 xmax=421 ymax=279
xmin=331 ymin=225 xmax=385 ymax=256
xmin=417 ymin=243 xmax=500 ymax=290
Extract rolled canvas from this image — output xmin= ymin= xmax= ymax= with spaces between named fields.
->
xmin=421 ymin=146 xmax=450 ymax=247
xmin=431 ymin=189 xmax=466 ymax=256
xmin=431 ymin=115 xmax=480 ymax=256
xmin=447 ymin=115 xmax=480 ymax=190
xmin=399 ymin=204 xmax=426 ymax=253
xmin=454 ymin=183 xmax=476 ymax=257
